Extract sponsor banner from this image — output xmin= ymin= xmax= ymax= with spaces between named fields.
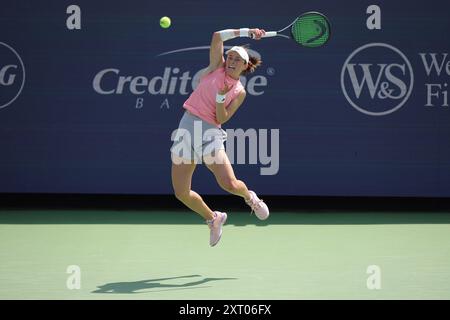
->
xmin=0 ymin=0 xmax=449 ymax=196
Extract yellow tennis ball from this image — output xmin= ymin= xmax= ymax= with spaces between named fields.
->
xmin=160 ymin=16 xmax=171 ymax=29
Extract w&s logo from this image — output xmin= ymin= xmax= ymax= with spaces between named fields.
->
xmin=341 ymin=43 xmax=414 ymax=116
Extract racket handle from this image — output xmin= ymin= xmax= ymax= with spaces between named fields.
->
xmin=262 ymin=31 xmax=277 ymax=38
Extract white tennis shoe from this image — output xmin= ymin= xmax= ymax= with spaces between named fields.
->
xmin=245 ymin=191 xmax=269 ymax=220
xmin=207 ymin=211 xmax=227 ymax=247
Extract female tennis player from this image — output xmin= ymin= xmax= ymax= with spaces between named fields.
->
xmin=170 ymin=28 xmax=269 ymax=247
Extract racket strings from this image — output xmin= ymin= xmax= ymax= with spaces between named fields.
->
xmin=291 ymin=13 xmax=330 ymax=47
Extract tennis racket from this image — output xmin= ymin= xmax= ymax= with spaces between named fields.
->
xmin=258 ymin=12 xmax=331 ymax=48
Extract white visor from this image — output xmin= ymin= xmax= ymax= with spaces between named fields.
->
xmin=225 ymin=46 xmax=249 ymax=64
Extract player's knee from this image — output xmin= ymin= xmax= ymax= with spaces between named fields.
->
xmin=219 ymin=178 xmax=239 ymax=193
xmin=174 ymin=189 xmax=190 ymax=203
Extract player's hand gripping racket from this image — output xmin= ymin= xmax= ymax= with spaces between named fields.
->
xmin=258 ymin=12 xmax=331 ymax=48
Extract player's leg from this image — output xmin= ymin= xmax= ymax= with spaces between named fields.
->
xmin=172 ymin=155 xmax=227 ymax=247
xmin=204 ymin=149 xmax=269 ymax=220
xmin=171 ymin=155 xmax=215 ymax=221
xmin=204 ymin=149 xmax=250 ymax=200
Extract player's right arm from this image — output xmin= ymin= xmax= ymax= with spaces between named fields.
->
xmin=201 ymin=29 xmax=265 ymax=78
xmin=209 ymin=31 xmax=228 ymax=70
xmin=202 ymin=31 xmax=236 ymax=77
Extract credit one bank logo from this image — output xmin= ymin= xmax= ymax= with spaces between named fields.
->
xmin=92 ymin=46 xmax=269 ymax=99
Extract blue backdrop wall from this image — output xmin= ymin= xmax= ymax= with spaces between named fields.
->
xmin=1 ymin=0 xmax=449 ymax=196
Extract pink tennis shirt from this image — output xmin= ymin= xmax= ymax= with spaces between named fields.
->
xmin=183 ymin=66 xmax=245 ymax=127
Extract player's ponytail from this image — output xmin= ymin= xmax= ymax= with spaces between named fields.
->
xmin=243 ymin=55 xmax=262 ymax=75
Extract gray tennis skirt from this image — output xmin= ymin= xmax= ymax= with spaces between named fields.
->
xmin=170 ymin=111 xmax=227 ymax=162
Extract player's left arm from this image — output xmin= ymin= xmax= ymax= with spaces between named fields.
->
xmin=216 ymin=90 xmax=246 ymax=124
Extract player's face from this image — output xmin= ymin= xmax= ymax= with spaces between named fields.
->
xmin=226 ymin=52 xmax=247 ymax=78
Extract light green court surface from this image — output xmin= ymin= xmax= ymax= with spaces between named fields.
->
xmin=0 ymin=210 xmax=450 ymax=300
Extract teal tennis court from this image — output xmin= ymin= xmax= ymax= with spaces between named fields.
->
xmin=1 ymin=208 xmax=449 ymax=300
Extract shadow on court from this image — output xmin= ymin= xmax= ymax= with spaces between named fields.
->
xmin=92 ymin=275 xmax=237 ymax=294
